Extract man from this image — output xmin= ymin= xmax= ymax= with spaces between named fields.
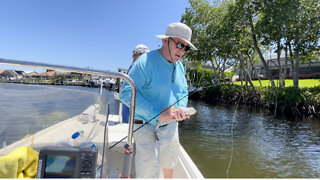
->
xmin=121 ymin=44 xmax=150 ymax=123
xmin=132 ymin=44 xmax=150 ymax=63
xmin=119 ymin=22 xmax=197 ymax=178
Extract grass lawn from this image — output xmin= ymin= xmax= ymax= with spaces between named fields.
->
xmin=234 ymin=79 xmax=320 ymax=88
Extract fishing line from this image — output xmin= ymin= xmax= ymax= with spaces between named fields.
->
xmin=226 ymin=89 xmax=243 ymax=178
xmin=108 ymin=85 xmax=210 ymax=150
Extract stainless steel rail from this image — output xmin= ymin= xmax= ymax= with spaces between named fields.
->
xmin=0 ymin=58 xmax=136 ymax=177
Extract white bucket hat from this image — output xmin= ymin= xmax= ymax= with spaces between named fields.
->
xmin=133 ymin=44 xmax=150 ymax=55
xmin=156 ymin=22 xmax=197 ymax=50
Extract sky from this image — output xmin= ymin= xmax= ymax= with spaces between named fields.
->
xmin=0 ymin=0 xmax=190 ymax=72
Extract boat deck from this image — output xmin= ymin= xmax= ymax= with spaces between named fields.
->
xmin=0 ymin=106 xmax=203 ymax=178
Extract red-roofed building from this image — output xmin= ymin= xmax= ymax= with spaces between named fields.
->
xmin=33 ymin=70 xmax=59 ymax=78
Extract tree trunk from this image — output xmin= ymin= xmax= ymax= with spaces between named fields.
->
xmin=293 ymin=33 xmax=300 ymax=87
xmin=277 ymin=39 xmax=283 ymax=87
xmin=210 ymin=58 xmax=219 ymax=84
xmin=288 ymin=41 xmax=295 ymax=78
xmin=223 ymin=72 xmax=234 ymax=85
xmin=294 ymin=51 xmax=300 ymax=87
xmin=247 ymin=51 xmax=263 ymax=87
xmin=222 ymin=60 xmax=226 ymax=84
xmin=283 ymin=43 xmax=288 ymax=87
xmin=239 ymin=58 xmax=244 ymax=86
xmin=243 ymin=67 xmax=256 ymax=92
xmin=245 ymin=59 xmax=249 ymax=87
xmin=248 ymin=14 xmax=275 ymax=87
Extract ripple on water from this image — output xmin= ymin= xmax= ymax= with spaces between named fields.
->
xmin=179 ymin=100 xmax=320 ymax=178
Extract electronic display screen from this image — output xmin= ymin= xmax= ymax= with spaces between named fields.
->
xmin=44 ymin=155 xmax=76 ymax=178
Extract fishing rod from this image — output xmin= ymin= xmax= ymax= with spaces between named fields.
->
xmin=108 ymin=85 xmax=207 ymax=150
xmin=108 ymin=73 xmax=231 ymax=150
xmin=109 ymin=76 xmax=240 ymax=178
xmin=108 ymin=70 xmax=223 ymax=149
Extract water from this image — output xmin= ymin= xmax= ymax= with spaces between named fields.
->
xmin=1 ymin=83 xmax=319 ymax=178
xmin=0 ymin=84 xmax=119 ymax=147
xmin=179 ymin=100 xmax=320 ymax=178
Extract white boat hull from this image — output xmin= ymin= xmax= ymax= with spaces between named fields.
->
xmin=0 ymin=105 xmax=203 ymax=178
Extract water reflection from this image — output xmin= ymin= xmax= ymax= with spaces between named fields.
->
xmin=179 ymin=99 xmax=320 ymax=178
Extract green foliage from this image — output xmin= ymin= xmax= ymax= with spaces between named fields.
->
xmin=188 ymin=68 xmax=234 ymax=86
xmin=201 ymin=84 xmax=320 ymax=112
xmin=204 ymin=84 xmax=239 ymax=102
xmin=264 ymin=87 xmax=303 ymax=107
xmin=234 ymin=79 xmax=320 ymax=88
xmin=302 ymin=85 xmax=320 ymax=106
xmin=203 ymin=84 xmax=262 ymax=106
xmin=189 ymin=68 xmax=213 ymax=86
xmin=57 ymin=74 xmax=66 ymax=79
xmin=182 ymin=0 xmax=238 ymax=79
xmin=182 ymin=0 xmax=320 ymax=88
xmin=224 ymin=71 xmax=235 ymax=79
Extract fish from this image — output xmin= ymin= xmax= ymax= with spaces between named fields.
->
xmin=174 ymin=107 xmax=197 ymax=115
xmin=155 ymin=106 xmax=197 ymax=140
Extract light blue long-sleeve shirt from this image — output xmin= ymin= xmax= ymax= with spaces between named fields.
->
xmin=119 ymin=50 xmax=188 ymax=126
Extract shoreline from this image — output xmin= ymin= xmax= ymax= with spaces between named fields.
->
xmin=189 ymin=84 xmax=320 ymax=120
xmin=0 ymin=80 xmax=116 ymax=89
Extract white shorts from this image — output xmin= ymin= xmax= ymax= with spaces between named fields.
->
xmin=133 ymin=120 xmax=179 ymax=178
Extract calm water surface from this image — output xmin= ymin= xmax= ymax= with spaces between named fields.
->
xmin=0 ymin=84 xmax=118 ymax=146
xmin=179 ymin=100 xmax=320 ymax=178
xmin=1 ymin=83 xmax=319 ymax=178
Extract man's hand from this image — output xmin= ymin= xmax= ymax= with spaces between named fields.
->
xmin=159 ymin=106 xmax=190 ymax=124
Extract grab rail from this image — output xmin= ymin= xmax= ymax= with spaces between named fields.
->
xmin=0 ymin=58 xmax=136 ymax=177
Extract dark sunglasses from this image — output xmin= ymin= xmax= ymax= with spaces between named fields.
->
xmin=169 ymin=37 xmax=190 ymax=52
